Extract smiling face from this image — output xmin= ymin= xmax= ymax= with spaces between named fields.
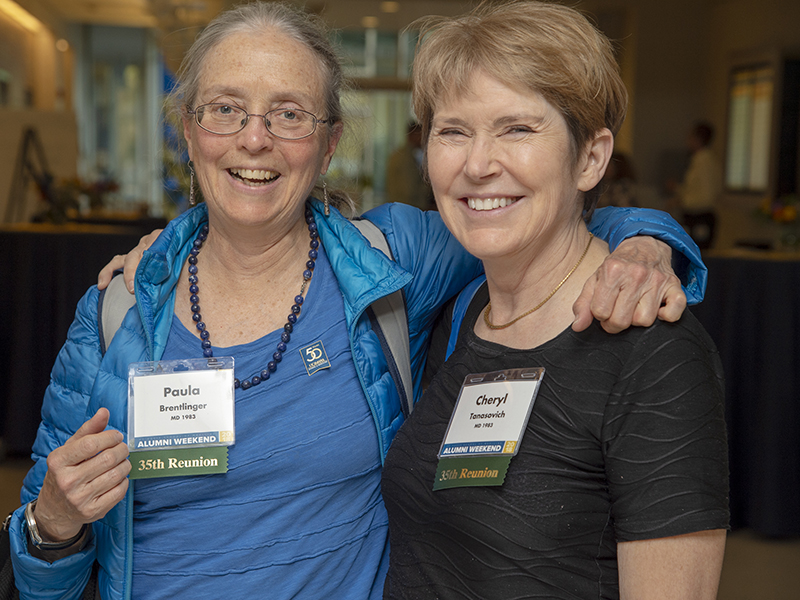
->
xmin=184 ymin=29 xmax=341 ymax=233
xmin=427 ymin=71 xmax=609 ymax=265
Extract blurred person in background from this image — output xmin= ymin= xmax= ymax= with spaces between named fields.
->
xmin=386 ymin=121 xmax=434 ymax=210
xmin=669 ymin=121 xmax=722 ymax=250
xmin=598 ymin=152 xmax=639 ymax=208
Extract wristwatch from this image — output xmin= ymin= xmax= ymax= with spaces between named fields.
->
xmin=24 ymin=499 xmax=86 ymax=550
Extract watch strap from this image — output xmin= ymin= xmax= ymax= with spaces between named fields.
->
xmin=24 ymin=499 xmax=89 ymax=561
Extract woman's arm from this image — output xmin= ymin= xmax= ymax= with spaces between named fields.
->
xmin=617 ymin=529 xmax=727 ymax=599
xmin=97 ymin=206 xmax=703 ymax=335
xmin=579 ymin=206 xmax=705 ymax=333
xmin=571 ymin=236 xmax=684 ymax=333
xmin=604 ymin=312 xmax=729 ymax=600
xmin=10 ymin=288 xmax=129 ymax=595
xmin=33 ymin=408 xmax=130 ymax=545
xmin=588 ymin=206 xmax=706 ymax=304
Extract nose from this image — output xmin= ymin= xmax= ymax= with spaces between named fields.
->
xmin=463 ymin=135 xmax=500 ymax=181
xmin=238 ymin=113 xmax=274 ymax=153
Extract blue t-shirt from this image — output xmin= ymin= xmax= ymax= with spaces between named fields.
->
xmin=131 ymin=244 xmax=388 ymax=599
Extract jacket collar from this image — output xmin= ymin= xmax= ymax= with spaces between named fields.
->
xmin=132 ymin=200 xmax=412 ymax=358
xmin=310 ymin=199 xmax=411 ymax=324
xmin=135 ymin=204 xmax=209 ymax=360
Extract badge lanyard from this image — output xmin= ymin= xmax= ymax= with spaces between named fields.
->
xmin=433 ymin=367 xmax=544 ymax=491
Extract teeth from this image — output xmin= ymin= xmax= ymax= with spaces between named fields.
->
xmin=229 ymin=168 xmax=278 ymax=184
xmin=466 ymin=197 xmax=518 ymax=211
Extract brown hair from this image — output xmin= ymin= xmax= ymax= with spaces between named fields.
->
xmin=411 ymin=0 xmax=628 ymax=214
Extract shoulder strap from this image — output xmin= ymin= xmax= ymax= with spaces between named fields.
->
xmin=352 ymin=218 xmax=414 ymax=417
xmin=446 ymin=275 xmax=487 ymax=361
xmin=98 ymin=273 xmax=136 ymax=355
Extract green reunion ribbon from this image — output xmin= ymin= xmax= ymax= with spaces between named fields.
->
xmin=433 ymin=455 xmax=512 ymax=490
xmin=129 ymin=446 xmax=228 ymax=480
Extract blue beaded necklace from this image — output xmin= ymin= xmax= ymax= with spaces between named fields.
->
xmin=188 ymin=204 xmax=320 ymax=390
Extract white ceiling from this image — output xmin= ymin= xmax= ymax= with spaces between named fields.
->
xmin=25 ymin=0 xmax=160 ymax=28
xmin=14 ymin=0 xmax=625 ymax=76
xmin=21 ymin=0 xmax=476 ymax=32
xmin=14 ymin=0 xmax=477 ymax=73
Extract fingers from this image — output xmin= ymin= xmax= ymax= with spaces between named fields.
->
xmin=656 ymin=283 xmax=687 ymax=323
xmin=602 ymin=287 xmax=658 ymax=334
xmin=97 ymin=255 xmax=126 ymax=290
xmin=65 ymin=446 xmax=131 ymax=518
xmin=96 ymin=229 xmax=162 ymax=293
xmin=123 ymin=230 xmax=162 ymax=292
xmin=46 ymin=441 xmax=130 ymax=509
xmin=35 ymin=410 xmax=130 ymax=541
xmin=572 ymin=236 xmax=688 ymax=334
xmin=123 ymin=251 xmax=140 ymax=293
xmin=571 ymin=276 xmax=597 ymax=332
xmin=591 ymin=273 xmax=685 ymax=333
xmin=50 ymin=408 xmax=117 ymax=467
xmin=78 ymin=406 xmax=111 ymax=437
xmin=582 ymin=258 xmax=644 ymax=333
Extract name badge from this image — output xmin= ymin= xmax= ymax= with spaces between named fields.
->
xmin=433 ymin=367 xmax=543 ymax=490
xmin=127 ymin=357 xmax=235 ymax=479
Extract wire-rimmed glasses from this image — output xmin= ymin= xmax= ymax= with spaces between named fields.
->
xmin=187 ymin=103 xmax=333 ymax=140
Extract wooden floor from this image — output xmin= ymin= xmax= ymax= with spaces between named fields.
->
xmin=2 ymin=457 xmax=799 ymax=598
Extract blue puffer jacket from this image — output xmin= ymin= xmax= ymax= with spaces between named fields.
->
xmin=9 ymin=200 xmax=704 ymax=600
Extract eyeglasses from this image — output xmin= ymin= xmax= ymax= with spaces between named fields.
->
xmin=187 ymin=103 xmax=333 ymax=140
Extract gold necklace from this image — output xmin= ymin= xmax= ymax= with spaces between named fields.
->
xmin=483 ymin=234 xmax=594 ymax=330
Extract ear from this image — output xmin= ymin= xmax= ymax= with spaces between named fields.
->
xmin=320 ymin=122 xmax=344 ymax=175
xmin=577 ymin=128 xmax=614 ymax=192
xmin=183 ymin=115 xmax=195 ymax=162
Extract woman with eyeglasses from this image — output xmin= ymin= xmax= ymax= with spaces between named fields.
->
xmin=8 ymin=3 xmax=704 ymax=599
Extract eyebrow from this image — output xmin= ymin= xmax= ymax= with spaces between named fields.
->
xmin=494 ymin=114 xmax=547 ymax=127
xmin=433 ymin=113 xmax=547 ymax=128
xmin=200 ymin=85 xmax=316 ymax=108
xmin=432 ymin=116 xmax=469 ymax=127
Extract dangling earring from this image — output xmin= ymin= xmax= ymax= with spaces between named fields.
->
xmin=323 ymin=180 xmax=330 ymax=216
xmin=188 ymin=160 xmax=196 ymax=207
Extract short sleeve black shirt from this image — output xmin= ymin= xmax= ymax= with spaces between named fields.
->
xmin=382 ymin=285 xmax=729 ymax=599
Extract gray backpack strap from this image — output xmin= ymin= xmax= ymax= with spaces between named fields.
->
xmin=98 ymin=273 xmax=136 ymax=355
xmin=352 ymin=219 xmax=414 ymax=417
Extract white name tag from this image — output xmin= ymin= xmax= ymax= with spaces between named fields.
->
xmin=128 ymin=357 xmax=235 ymax=451
xmin=438 ymin=367 xmax=544 ymax=458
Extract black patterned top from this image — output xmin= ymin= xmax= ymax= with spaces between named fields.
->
xmin=382 ymin=284 xmax=729 ymax=599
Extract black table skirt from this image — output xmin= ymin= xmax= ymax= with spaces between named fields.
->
xmin=692 ymin=253 xmax=800 ymax=538
xmin=0 ymin=226 xmax=146 ymax=456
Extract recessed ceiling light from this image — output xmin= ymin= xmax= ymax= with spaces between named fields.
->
xmin=381 ymin=1 xmax=400 ymax=13
xmin=361 ymin=15 xmax=379 ymax=28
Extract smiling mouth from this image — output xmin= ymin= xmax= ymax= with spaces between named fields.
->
xmin=229 ymin=168 xmax=280 ymax=186
xmin=466 ymin=197 xmax=520 ymax=211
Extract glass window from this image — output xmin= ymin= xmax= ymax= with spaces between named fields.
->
xmin=327 ymin=89 xmax=414 ymax=212
xmin=725 ymin=65 xmax=773 ymax=192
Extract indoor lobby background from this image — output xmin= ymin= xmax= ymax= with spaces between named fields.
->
xmin=2 ymin=1 xmax=800 ymax=598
